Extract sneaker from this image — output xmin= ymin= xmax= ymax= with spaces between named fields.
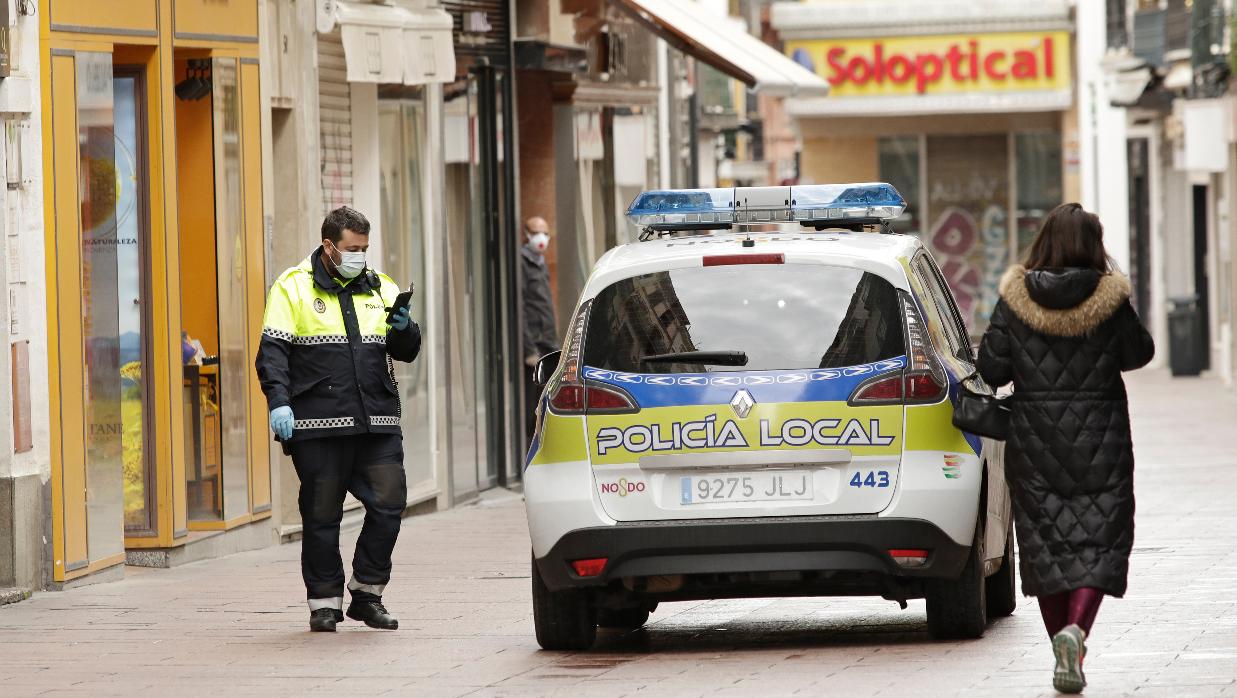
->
xmin=1052 ymin=624 xmax=1087 ymax=693
xmin=309 ymin=608 xmax=343 ymax=632
xmin=346 ymin=598 xmax=399 ymax=630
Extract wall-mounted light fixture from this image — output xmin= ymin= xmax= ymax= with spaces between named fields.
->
xmin=175 ymin=59 xmax=213 ymax=102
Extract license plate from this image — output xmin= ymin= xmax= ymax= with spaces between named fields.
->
xmin=679 ymin=471 xmax=812 ymax=505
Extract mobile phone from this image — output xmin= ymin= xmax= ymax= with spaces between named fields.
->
xmin=385 ymin=283 xmax=414 ymax=323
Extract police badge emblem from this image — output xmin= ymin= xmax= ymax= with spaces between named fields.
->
xmin=313 ymin=298 xmax=326 ymax=313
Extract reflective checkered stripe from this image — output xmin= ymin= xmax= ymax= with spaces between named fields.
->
xmin=294 ymin=417 xmax=356 ymax=430
xmin=292 ymin=334 xmax=348 ymax=345
xmin=262 ymin=327 xmax=295 ymax=342
xmin=362 ymin=334 xmax=386 ymax=344
xmin=369 ymin=415 xmax=399 ymax=427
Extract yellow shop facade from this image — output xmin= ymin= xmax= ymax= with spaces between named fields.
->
xmin=40 ymin=0 xmax=269 ymax=584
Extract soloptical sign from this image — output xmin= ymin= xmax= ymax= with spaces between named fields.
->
xmin=785 ymin=32 xmax=1071 ymax=98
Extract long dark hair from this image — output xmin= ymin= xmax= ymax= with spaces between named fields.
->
xmin=1023 ymin=202 xmax=1111 ymax=272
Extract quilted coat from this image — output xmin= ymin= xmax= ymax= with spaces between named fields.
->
xmin=977 ymin=265 xmax=1155 ymax=597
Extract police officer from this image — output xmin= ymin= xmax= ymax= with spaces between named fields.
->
xmin=256 ymin=206 xmax=420 ymax=633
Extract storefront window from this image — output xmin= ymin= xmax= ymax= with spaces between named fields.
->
xmin=925 ymin=134 xmax=1010 ymax=332
xmin=211 ymin=57 xmax=251 ymax=521
xmin=878 ymin=136 xmax=922 ymax=236
xmin=444 ymin=77 xmax=495 ymax=500
xmin=113 ymin=70 xmax=153 ymax=532
xmin=78 ymin=51 xmax=134 ymax=554
xmin=378 ymin=95 xmax=433 ymax=490
xmin=1015 ymin=132 xmax=1064 ymax=260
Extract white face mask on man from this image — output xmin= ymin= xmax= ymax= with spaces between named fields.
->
xmin=526 ymin=231 xmax=550 ymax=254
xmin=327 ymin=241 xmax=367 ymax=279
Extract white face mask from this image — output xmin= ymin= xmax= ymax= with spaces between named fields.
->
xmin=526 ymin=232 xmax=550 ymax=253
xmin=328 ymin=242 xmax=366 ymax=279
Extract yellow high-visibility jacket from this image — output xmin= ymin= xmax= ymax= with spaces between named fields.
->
xmin=255 ymin=248 xmax=420 ymax=442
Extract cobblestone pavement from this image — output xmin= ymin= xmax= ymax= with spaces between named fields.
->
xmin=2 ymin=370 xmax=1236 ymax=697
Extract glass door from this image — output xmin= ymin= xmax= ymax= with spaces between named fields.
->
xmin=378 ymin=96 xmax=434 ymax=491
xmin=444 ymin=78 xmax=488 ymax=502
xmin=78 ymin=54 xmax=155 ymax=545
xmin=114 ymin=67 xmax=154 ymax=534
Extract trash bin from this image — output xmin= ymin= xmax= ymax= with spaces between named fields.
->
xmin=1168 ymin=296 xmax=1205 ymax=376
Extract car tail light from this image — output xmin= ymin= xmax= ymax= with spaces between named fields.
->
xmin=549 ymin=383 xmax=637 ymax=412
xmin=703 ymin=253 xmax=785 ymax=267
xmin=549 ymin=385 xmax=586 ymax=412
xmin=900 ymin=291 xmax=948 ymax=404
xmin=888 ymin=549 xmax=929 ymax=567
xmin=547 ymin=301 xmax=590 ymax=415
xmin=571 ymin=558 xmax=608 ymax=577
xmin=850 ymin=374 xmax=903 ymax=403
xmin=849 ymin=372 xmax=946 ymax=405
xmin=546 ymin=299 xmax=638 ymax=415
xmin=904 ymin=372 xmax=945 ymax=401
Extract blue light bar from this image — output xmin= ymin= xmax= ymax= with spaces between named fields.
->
xmin=625 ymin=183 xmax=906 ymax=231
xmin=790 ymin=182 xmax=905 ymax=224
xmin=626 ymin=188 xmax=735 ymax=230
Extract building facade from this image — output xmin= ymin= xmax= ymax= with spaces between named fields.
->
xmin=773 ymin=0 xmax=1078 ymax=334
xmin=1093 ymin=0 xmax=1235 ymax=384
xmin=262 ymin=0 xmax=515 ymax=537
xmin=39 ymin=0 xmax=271 ymax=585
xmin=1 ymin=0 xmax=48 ymax=595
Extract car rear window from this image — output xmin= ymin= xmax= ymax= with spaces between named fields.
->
xmin=583 ymin=264 xmax=906 ymax=373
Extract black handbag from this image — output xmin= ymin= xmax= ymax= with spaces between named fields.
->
xmin=951 ymin=373 xmax=1011 ymax=440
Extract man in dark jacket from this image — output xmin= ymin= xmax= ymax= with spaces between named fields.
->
xmin=521 ymin=216 xmax=558 ymax=442
xmin=255 ymin=206 xmax=421 ymax=633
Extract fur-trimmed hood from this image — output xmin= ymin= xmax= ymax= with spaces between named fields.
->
xmin=999 ymin=265 xmax=1131 ymax=337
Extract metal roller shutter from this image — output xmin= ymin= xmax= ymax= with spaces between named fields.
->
xmin=319 ymin=30 xmax=353 ymax=214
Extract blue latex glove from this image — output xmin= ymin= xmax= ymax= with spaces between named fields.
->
xmin=270 ymin=406 xmax=294 ymax=441
xmin=388 ymin=305 xmax=412 ymax=331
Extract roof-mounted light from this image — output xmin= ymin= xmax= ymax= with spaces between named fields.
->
xmin=625 ymin=183 xmax=906 ymax=233
xmin=791 ymin=183 xmax=906 ymax=225
xmin=626 ymin=188 xmax=735 ymax=231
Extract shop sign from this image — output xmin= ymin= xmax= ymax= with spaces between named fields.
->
xmin=785 ymin=31 xmax=1071 ymax=98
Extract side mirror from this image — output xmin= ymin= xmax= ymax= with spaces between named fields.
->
xmin=533 ymin=351 xmax=562 ymax=387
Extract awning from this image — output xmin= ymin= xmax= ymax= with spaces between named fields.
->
xmin=334 ymin=0 xmax=454 ymax=86
xmin=614 ymin=0 xmax=829 ymax=97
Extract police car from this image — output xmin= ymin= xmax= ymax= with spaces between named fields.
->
xmin=524 ymin=183 xmax=1014 ymax=650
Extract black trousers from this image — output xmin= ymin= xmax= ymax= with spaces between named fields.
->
xmin=288 ymin=433 xmax=406 ymax=605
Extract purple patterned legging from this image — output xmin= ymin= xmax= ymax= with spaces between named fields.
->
xmin=1037 ymin=587 xmax=1105 ymax=638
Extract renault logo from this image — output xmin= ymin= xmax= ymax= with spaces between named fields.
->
xmin=730 ymin=389 xmax=755 ymax=419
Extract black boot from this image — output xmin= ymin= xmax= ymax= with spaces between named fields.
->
xmin=309 ymin=608 xmax=343 ymax=632
xmin=346 ymin=597 xmax=399 ymax=630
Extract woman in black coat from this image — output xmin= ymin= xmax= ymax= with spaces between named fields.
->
xmin=978 ymin=203 xmax=1154 ymax=694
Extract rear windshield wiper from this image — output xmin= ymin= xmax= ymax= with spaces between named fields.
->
xmin=640 ymin=350 xmax=748 ymax=366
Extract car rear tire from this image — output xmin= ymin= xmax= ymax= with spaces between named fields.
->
xmin=532 ymin=554 xmax=597 ymax=651
xmin=985 ymin=519 xmax=1017 ymax=618
xmin=925 ymin=521 xmax=987 ymax=640
xmin=597 ymin=608 xmax=650 ymax=629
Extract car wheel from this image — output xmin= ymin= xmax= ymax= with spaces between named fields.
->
xmin=531 ymin=553 xmax=597 ymax=651
xmin=925 ymin=519 xmax=987 ymax=640
xmin=985 ymin=519 xmax=1017 ymax=618
xmin=597 ymin=607 xmax=650 ymax=629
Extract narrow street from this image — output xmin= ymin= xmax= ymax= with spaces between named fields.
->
xmin=3 ymin=369 xmax=1236 ymax=697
